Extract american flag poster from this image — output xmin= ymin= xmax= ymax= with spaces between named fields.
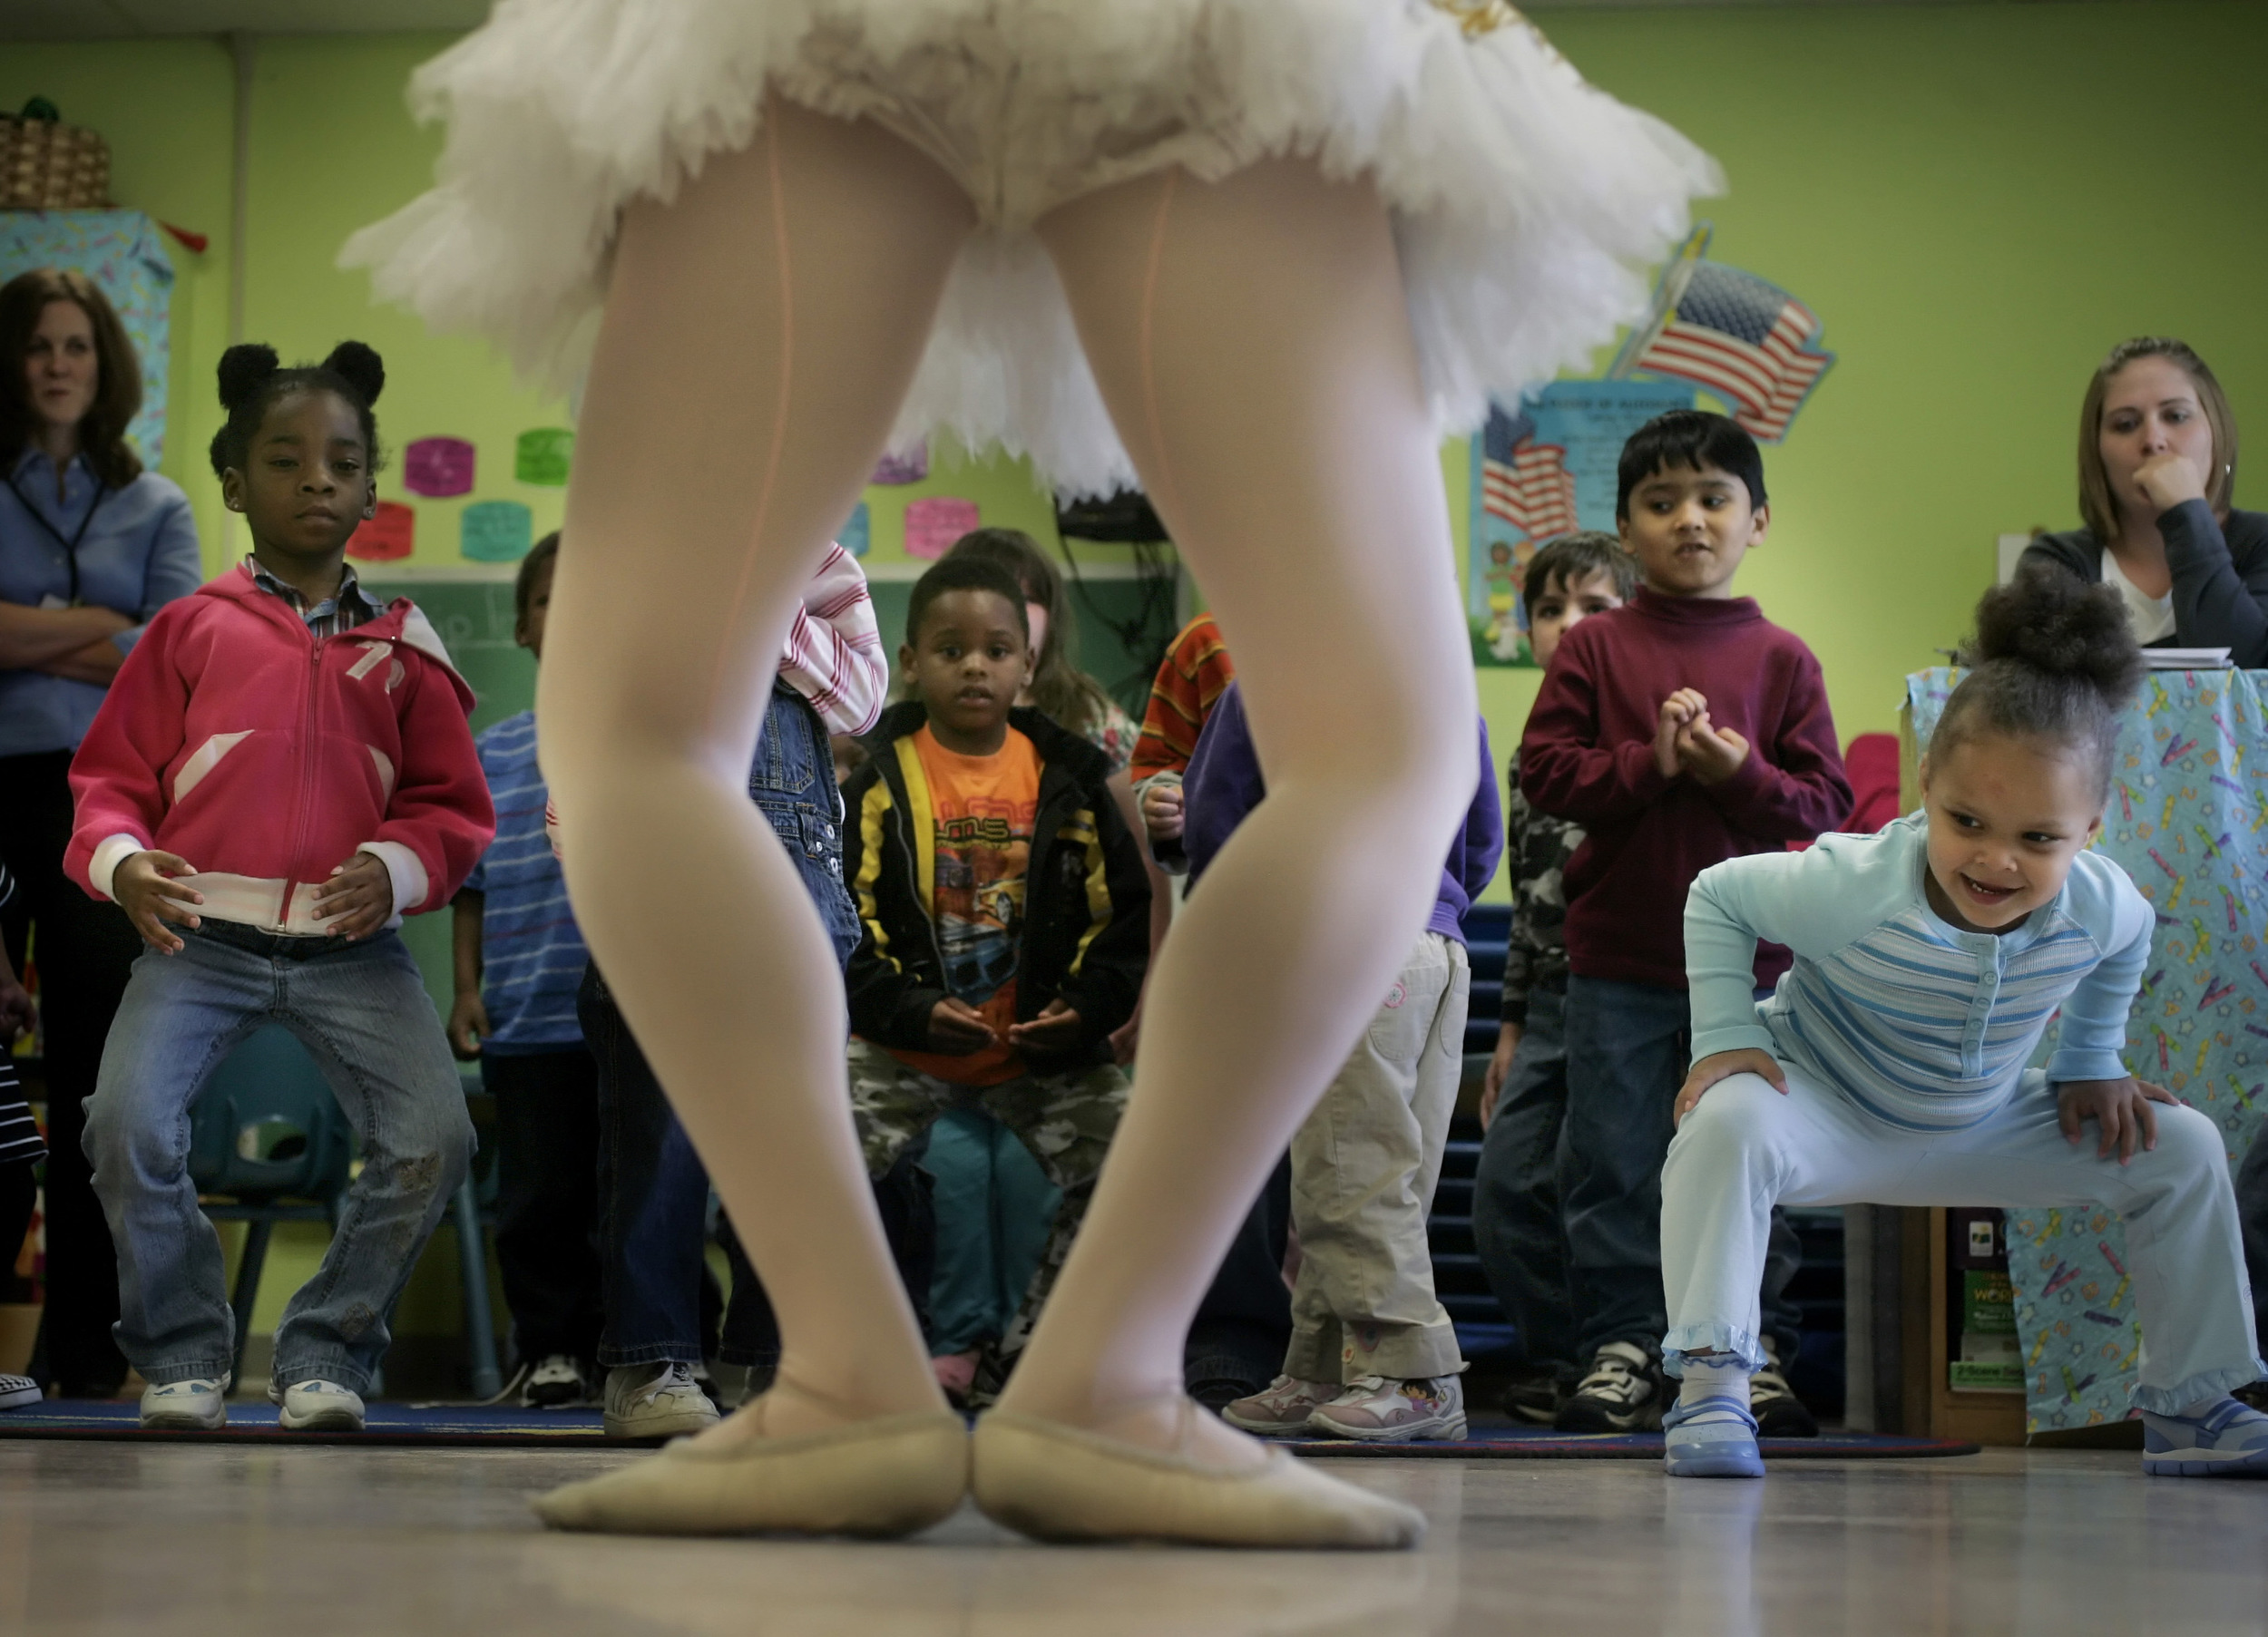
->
xmin=1609 ymin=224 xmax=1837 ymax=444
xmin=1467 ymin=380 xmax=1691 ymax=667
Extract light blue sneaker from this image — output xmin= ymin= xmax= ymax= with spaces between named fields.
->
xmin=2141 ymin=1398 xmax=2268 ymax=1476
xmin=141 ymin=1376 xmax=229 ymax=1431
xmin=1662 ymin=1393 xmax=1764 ymax=1479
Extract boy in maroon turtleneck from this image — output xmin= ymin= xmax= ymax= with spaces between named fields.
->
xmin=1519 ymin=410 xmax=1852 ymax=1436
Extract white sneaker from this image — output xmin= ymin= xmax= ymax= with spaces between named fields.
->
xmin=0 ymin=1373 xmax=41 ymax=1411
xmin=141 ymin=1376 xmax=229 ymax=1431
xmin=271 ymin=1379 xmax=366 ymax=1432
xmin=603 ymin=1361 xmax=721 ymax=1440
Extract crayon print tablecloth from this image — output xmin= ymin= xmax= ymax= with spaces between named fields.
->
xmin=1909 ymin=667 xmax=2265 ymax=1433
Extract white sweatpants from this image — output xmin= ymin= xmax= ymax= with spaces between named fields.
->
xmin=1660 ymin=1064 xmax=2263 ymax=1412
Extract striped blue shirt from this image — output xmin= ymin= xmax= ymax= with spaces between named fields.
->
xmin=1687 ymin=814 xmax=2153 ymax=1132
xmin=465 ymin=711 xmax=587 ymax=1053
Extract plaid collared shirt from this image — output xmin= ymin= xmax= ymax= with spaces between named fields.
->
xmin=245 ymin=555 xmax=384 ymax=639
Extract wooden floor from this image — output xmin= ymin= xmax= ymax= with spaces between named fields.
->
xmin=2 ymin=1440 xmax=2263 ymax=1634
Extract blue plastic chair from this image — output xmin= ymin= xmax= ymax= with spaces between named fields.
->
xmin=190 ymin=1023 xmax=500 ymax=1397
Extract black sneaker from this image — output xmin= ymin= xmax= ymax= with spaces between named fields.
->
xmin=1751 ymin=1340 xmax=1818 ymax=1438
xmin=1554 ymin=1340 xmax=1665 ymax=1433
xmin=1500 ymin=1360 xmax=1576 ymax=1427
xmin=520 ymin=1353 xmax=588 ymax=1409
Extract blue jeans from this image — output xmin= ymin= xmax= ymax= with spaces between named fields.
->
xmin=589 ymin=685 xmax=869 ymax=1369
xmin=83 ymin=924 xmax=474 ymax=1390
xmin=1560 ymin=975 xmax=1803 ymax=1364
xmin=924 ymin=1107 xmax=1061 ymax=1357
xmin=1472 ymin=987 xmax=1582 ymax=1369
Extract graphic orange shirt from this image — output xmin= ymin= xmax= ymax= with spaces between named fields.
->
xmin=891 ymin=725 xmax=1041 ymax=1086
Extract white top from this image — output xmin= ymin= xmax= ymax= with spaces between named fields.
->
xmin=2102 ymin=548 xmax=2177 ymax=644
xmin=1686 ymin=815 xmax=2153 ymax=1133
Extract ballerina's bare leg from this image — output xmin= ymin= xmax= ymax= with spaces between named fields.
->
xmin=539 ymin=101 xmax=973 ymax=1445
xmin=994 ymin=161 xmax=1478 ymax=1467
xmin=541 ymin=100 xmax=1474 ymax=1477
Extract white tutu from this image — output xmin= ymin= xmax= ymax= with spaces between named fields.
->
xmin=342 ymin=0 xmax=1721 ymax=498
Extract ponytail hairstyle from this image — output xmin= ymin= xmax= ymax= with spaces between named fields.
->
xmin=941 ymin=527 xmax=1115 ymax=737
xmin=208 ymin=341 xmax=386 ymax=478
xmin=2077 ymin=336 xmax=2238 ymax=541
xmin=1931 ymin=566 xmax=2146 ymax=803
xmin=0 ymin=267 xmax=146 ymax=488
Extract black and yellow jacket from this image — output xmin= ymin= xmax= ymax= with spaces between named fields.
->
xmin=842 ymin=701 xmax=1150 ymax=1073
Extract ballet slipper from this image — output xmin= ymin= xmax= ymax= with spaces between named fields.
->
xmin=971 ymin=1403 xmax=1426 ymax=1550
xmin=532 ymin=1408 xmax=969 ymax=1537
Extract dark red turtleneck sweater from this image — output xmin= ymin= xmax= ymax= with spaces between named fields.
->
xmin=1519 ymin=585 xmax=1852 ymax=990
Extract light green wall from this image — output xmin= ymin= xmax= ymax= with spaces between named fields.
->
xmin=23 ymin=4 xmax=2268 ymax=878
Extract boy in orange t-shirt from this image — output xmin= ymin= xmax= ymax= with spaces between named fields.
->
xmin=840 ymin=557 xmax=1150 ymax=1395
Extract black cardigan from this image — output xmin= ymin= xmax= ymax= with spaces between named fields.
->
xmin=2019 ymin=500 xmax=2268 ymax=666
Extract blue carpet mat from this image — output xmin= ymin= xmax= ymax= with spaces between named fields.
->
xmin=0 ymin=1400 xmax=1978 ymax=1458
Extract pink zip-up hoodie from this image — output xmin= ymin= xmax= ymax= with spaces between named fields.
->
xmin=66 ymin=565 xmax=494 ymax=934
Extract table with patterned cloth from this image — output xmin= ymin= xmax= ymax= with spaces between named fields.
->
xmin=1908 ymin=666 xmax=2267 ymax=1433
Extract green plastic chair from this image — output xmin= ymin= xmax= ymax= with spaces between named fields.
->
xmin=189 ymin=1023 xmax=499 ymax=1396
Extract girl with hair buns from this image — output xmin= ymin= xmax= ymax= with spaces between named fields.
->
xmin=2022 ymin=336 xmax=2268 ymax=663
xmin=0 ymin=267 xmax=202 ymax=1398
xmin=347 ymin=0 xmax=1719 ymax=1547
xmin=65 ymin=342 xmax=493 ymax=1436
xmin=1658 ymin=569 xmax=2266 ymax=1481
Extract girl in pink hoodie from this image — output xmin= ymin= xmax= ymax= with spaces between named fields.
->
xmin=68 ymin=342 xmax=492 ymax=1433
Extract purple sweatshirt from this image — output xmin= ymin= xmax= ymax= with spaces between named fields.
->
xmin=1183 ymin=682 xmax=1504 ymax=945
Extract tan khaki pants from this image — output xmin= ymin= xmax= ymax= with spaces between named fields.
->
xmin=1283 ymin=931 xmax=1470 ymax=1383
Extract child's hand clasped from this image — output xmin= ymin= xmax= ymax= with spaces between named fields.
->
xmin=1675 ymin=714 xmax=1752 ymax=785
xmin=1140 ymin=782 xmax=1185 ymax=843
xmin=1655 ymin=689 xmax=1707 ymax=778
xmin=1007 ymin=999 xmax=1083 ymax=1050
xmin=926 ymin=997 xmax=997 ymax=1054
xmin=1675 ymin=1047 xmax=1786 ymax=1126
xmin=115 ymin=850 xmax=204 ymax=954
xmin=313 ymin=852 xmax=395 ymax=940
xmin=2057 ymin=1075 xmax=2180 ymax=1164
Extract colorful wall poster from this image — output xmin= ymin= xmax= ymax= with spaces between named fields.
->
xmin=403 ymin=436 xmax=475 ymax=498
xmin=460 ymin=499 xmax=533 ymax=562
xmin=1910 ymin=667 xmax=2267 ymax=1434
xmin=1467 ymin=379 xmax=1692 ymax=667
xmin=0 ymin=210 xmax=174 ymax=466
xmin=904 ymin=496 xmax=980 ymax=560
xmin=346 ymin=499 xmax=415 ymax=561
xmin=515 ymin=427 xmax=573 ymax=486
xmin=839 ymin=500 xmax=870 ymax=558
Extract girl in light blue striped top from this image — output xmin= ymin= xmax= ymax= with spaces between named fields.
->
xmin=1659 ymin=570 xmax=2266 ymax=1479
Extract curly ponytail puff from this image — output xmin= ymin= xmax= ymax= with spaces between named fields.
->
xmin=214 ymin=343 xmax=280 ymax=415
xmin=1931 ymin=565 xmax=2146 ymax=801
xmin=320 ymin=340 xmax=385 ymax=408
xmin=208 ymin=339 xmax=386 ymax=478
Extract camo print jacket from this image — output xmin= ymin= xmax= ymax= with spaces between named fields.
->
xmin=1501 ymin=749 xmax=1581 ymax=1028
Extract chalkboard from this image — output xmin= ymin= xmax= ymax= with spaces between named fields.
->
xmin=359 ymin=574 xmax=537 ymax=736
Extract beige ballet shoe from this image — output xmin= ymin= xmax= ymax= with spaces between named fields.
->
xmin=971 ymin=1405 xmax=1426 ymax=1550
xmin=533 ymin=1408 xmax=968 ymax=1537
